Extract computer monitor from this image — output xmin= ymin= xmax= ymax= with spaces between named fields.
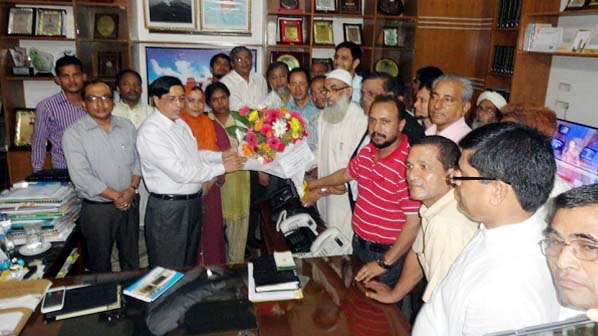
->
xmin=552 ymin=119 xmax=598 ymax=187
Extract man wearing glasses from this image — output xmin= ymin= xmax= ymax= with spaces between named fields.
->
xmin=137 ymin=76 xmax=246 ymax=269
xmin=424 ymin=73 xmax=472 ymax=144
xmin=219 ymin=46 xmax=267 ymax=111
xmin=63 ymin=80 xmax=140 ymax=273
xmin=541 ymin=184 xmax=598 ymax=319
xmin=413 ymin=122 xmax=560 ymax=335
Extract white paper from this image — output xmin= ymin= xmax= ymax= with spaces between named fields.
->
xmin=532 ymin=27 xmax=563 ymax=52
xmin=0 ymin=312 xmax=23 ymax=334
xmin=0 ymin=295 xmax=42 ymax=310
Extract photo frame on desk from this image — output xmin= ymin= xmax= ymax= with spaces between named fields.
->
xmin=199 ymin=0 xmax=251 ymax=34
xmin=565 ymin=0 xmax=588 ymax=9
xmin=14 ymin=109 xmax=35 ymax=148
xmin=35 ymin=9 xmax=64 ymax=36
xmin=279 ymin=18 xmax=303 ymax=44
xmin=343 ymin=23 xmax=362 ymax=45
xmin=96 ymin=52 xmax=121 ymax=77
xmin=313 ymin=20 xmax=334 ymax=45
xmin=8 ymin=7 xmax=35 ymax=35
xmin=315 ymin=0 xmax=337 ymax=12
xmin=94 ymin=13 xmax=119 ymax=39
xmin=144 ymin=0 xmax=197 ymax=31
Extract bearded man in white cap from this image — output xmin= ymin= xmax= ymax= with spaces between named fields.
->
xmin=471 ymin=90 xmax=508 ymax=129
xmin=310 ymin=69 xmax=367 ymax=245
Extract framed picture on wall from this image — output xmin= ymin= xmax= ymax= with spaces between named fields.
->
xmin=565 ymin=0 xmax=588 ymax=9
xmin=313 ymin=20 xmax=334 ymax=45
xmin=199 ymin=0 xmax=251 ymax=34
xmin=315 ymin=0 xmax=337 ymax=12
xmin=97 ymin=52 xmax=121 ymax=77
xmin=8 ymin=7 xmax=35 ymax=35
xmin=144 ymin=0 xmax=197 ymax=31
xmin=343 ymin=23 xmax=362 ymax=45
xmin=36 ymin=9 xmax=64 ymax=36
xmin=279 ymin=18 xmax=303 ymax=44
xmin=14 ymin=109 xmax=35 ymax=147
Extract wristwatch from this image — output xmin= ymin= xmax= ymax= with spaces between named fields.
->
xmin=377 ymin=258 xmax=392 ymax=271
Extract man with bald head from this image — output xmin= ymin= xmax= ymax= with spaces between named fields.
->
xmin=314 ymin=69 xmax=367 ymax=243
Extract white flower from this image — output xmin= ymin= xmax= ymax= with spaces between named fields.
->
xmin=235 ymin=128 xmax=244 ymax=143
xmin=257 ymin=156 xmax=264 ymax=164
xmin=272 ymin=119 xmax=288 ymax=138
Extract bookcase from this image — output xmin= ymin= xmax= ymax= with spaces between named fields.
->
xmin=486 ymin=0 xmax=598 ymax=104
xmin=0 ymin=0 xmax=132 ymax=184
xmin=264 ymin=0 xmax=418 ymax=85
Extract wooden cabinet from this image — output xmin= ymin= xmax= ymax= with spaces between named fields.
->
xmin=0 ymin=0 xmax=132 ymax=184
xmin=264 ymin=0 xmax=417 ymax=84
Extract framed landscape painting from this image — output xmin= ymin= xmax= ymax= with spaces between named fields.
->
xmin=199 ymin=0 xmax=251 ymax=34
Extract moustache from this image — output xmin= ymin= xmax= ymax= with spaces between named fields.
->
xmin=371 ymin=132 xmax=386 ymax=139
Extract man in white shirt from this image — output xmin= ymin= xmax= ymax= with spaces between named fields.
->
xmin=541 ymin=184 xmax=598 ymax=320
xmin=136 ymin=76 xmax=245 ymax=269
xmin=112 ymin=69 xmax=153 ymax=129
xmin=262 ymin=61 xmax=290 ymax=108
xmin=425 ymin=73 xmax=472 ymax=144
xmin=219 ymin=46 xmax=267 ymax=111
xmin=314 ymin=69 xmax=367 ymax=244
xmin=413 ymin=122 xmax=560 ymax=335
xmin=365 ymin=136 xmax=478 ymax=304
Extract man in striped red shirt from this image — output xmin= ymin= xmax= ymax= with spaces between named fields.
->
xmin=31 ymin=55 xmax=87 ymax=172
xmin=308 ymin=95 xmax=421 ymax=286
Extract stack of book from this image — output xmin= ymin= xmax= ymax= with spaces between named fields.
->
xmin=0 ymin=182 xmax=80 ymax=245
xmin=491 ymin=45 xmax=515 ymax=74
xmin=248 ymin=253 xmax=303 ymax=302
xmin=497 ymin=0 xmax=522 ymax=28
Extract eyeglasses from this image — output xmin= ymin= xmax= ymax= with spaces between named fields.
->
xmin=476 ymin=105 xmax=496 ymax=114
xmin=539 ymin=238 xmax=598 ymax=261
xmin=322 ymin=85 xmax=350 ymax=95
xmin=85 ymin=95 xmax=113 ymax=103
xmin=234 ymin=57 xmax=252 ymax=64
xmin=447 ymin=174 xmax=510 ymax=185
xmin=161 ymin=95 xmax=186 ymax=104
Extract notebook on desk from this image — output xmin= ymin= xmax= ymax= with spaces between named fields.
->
xmin=44 ymin=282 xmax=121 ymax=321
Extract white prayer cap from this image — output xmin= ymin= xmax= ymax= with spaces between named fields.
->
xmin=326 ymin=69 xmax=353 ymax=86
xmin=477 ymin=91 xmax=507 ymax=111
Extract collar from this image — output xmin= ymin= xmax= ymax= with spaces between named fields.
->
xmin=437 ymin=117 xmax=469 ymax=135
xmin=228 ymin=70 xmax=257 ymax=84
xmin=419 ymin=189 xmax=457 ymax=221
xmin=81 ymin=113 xmax=118 ymax=131
xmin=365 ymin=133 xmax=409 ymax=162
xmin=117 ymin=100 xmax=143 ymax=110
xmin=288 ymin=97 xmax=315 ymax=110
xmin=479 ymin=212 xmax=543 ymax=242
xmin=152 ymin=107 xmax=179 ymax=128
xmin=58 ymin=91 xmax=84 ymax=108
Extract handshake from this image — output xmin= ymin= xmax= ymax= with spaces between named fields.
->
xmin=221 ymin=147 xmax=248 ymax=173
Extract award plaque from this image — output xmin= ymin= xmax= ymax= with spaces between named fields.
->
xmin=8 ymin=7 xmax=35 ymax=35
xmin=313 ymin=20 xmax=334 ymax=45
xmin=279 ymin=18 xmax=303 ymax=44
xmin=14 ymin=109 xmax=35 ymax=147
xmin=375 ymin=58 xmax=399 ymax=77
xmin=36 ymin=9 xmax=64 ymax=36
xmin=94 ymin=13 xmax=119 ymax=39
xmin=340 ymin=0 xmax=361 ymax=14
xmin=589 ymin=0 xmax=598 ymax=7
xmin=378 ymin=0 xmax=404 ymax=15
xmin=315 ymin=0 xmax=337 ymax=12
xmin=383 ymin=27 xmax=399 ymax=46
xmin=565 ymin=0 xmax=588 ymax=9
xmin=343 ymin=24 xmax=362 ymax=45
xmin=280 ymin=0 xmax=299 ymax=10
xmin=97 ymin=52 xmax=121 ymax=77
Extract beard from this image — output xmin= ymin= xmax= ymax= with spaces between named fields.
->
xmin=321 ymin=93 xmax=350 ymax=124
xmin=370 ymin=132 xmax=398 ymax=149
xmin=274 ymin=86 xmax=290 ymax=98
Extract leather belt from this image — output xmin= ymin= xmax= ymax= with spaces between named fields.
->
xmin=150 ymin=192 xmax=201 ymax=201
xmin=355 ymin=235 xmax=391 ymax=253
xmin=83 ymin=199 xmax=112 ymax=205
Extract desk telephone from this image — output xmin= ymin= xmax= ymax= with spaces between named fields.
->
xmin=275 ymin=210 xmax=351 ymax=257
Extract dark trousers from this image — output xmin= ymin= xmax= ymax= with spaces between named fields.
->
xmin=145 ymin=195 xmax=201 ymax=269
xmin=80 ymin=197 xmax=140 ymax=273
xmin=352 ymin=234 xmax=406 ymax=288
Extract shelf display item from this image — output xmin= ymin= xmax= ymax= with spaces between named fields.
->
xmin=94 ymin=13 xmax=119 ymax=39
xmin=313 ymin=20 xmax=334 ymax=45
xmin=35 ymin=9 xmax=65 ymax=36
xmin=374 ymin=58 xmax=399 ymax=77
xmin=8 ymin=7 xmax=35 ymax=35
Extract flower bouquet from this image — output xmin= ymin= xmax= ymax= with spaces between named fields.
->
xmin=226 ymin=106 xmax=315 ymax=197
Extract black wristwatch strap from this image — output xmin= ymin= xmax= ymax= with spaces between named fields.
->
xmin=377 ymin=258 xmax=392 ymax=270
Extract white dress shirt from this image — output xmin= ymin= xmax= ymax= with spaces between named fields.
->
xmin=136 ymin=109 xmax=225 ymax=195
xmin=413 ymin=213 xmax=560 ymax=336
xmin=219 ymin=70 xmax=267 ymax=111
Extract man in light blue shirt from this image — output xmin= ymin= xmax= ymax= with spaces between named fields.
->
xmin=286 ymin=68 xmax=319 ymax=153
xmin=334 ymin=42 xmax=363 ymax=104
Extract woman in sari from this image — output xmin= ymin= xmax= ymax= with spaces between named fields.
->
xmin=182 ymin=84 xmax=228 ymax=265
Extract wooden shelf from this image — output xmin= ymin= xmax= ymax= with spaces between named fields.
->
xmin=374 ymin=14 xmax=416 ymax=21
xmin=1 ymin=35 xmax=74 ymax=41
xmin=5 ymin=76 xmax=54 ymax=81
xmin=492 ymin=27 xmax=519 ymax=32
xmin=268 ymin=43 xmax=311 ymax=49
xmin=74 ymin=1 xmax=126 ymax=8
xmin=0 ymin=0 xmax=72 ymax=5
xmin=523 ymin=50 xmax=598 ymax=58
xmin=312 ymin=13 xmax=375 ymax=19
xmin=374 ymin=46 xmax=414 ymax=52
xmin=77 ymin=38 xmax=129 ymax=43
xmin=487 ymin=71 xmax=513 ymax=78
xmin=527 ymin=8 xmax=598 ymax=17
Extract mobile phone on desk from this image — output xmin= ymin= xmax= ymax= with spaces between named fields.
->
xmin=41 ymin=286 xmax=65 ymax=314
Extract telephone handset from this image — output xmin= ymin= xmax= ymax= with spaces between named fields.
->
xmin=310 ymin=227 xmax=351 ymax=257
xmin=276 ymin=210 xmax=318 ymax=253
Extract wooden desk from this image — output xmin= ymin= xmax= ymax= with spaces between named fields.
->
xmin=20 ymin=256 xmax=411 ymax=336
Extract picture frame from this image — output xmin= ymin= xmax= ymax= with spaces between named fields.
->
xmin=97 ymin=52 xmax=121 ymax=77
xmin=199 ymin=0 xmax=251 ymax=34
xmin=8 ymin=7 xmax=35 ymax=35
xmin=383 ymin=27 xmax=399 ymax=46
xmin=565 ymin=0 xmax=588 ymax=9
xmin=279 ymin=18 xmax=303 ymax=44
xmin=313 ymin=20 xmax=334 ymax=45
xmin=35 ymin=9 xmax=64 ymax=36
xmin=315 ymin=0 xmax=337 ymax=12
xmin=588 ymin=0 xmax=598 ymax=7
xmin=343 ymin=23 xmax=362 ymax=45
xmin=144 ymin=0 xmax=196 ymax=31
xmin=14 ymin=109 xmax=35 ymax=147
xmin=340 ymin=0 xmax=361 ymax=14
xmin=94 ymin=13 xmax=119 ymax=39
